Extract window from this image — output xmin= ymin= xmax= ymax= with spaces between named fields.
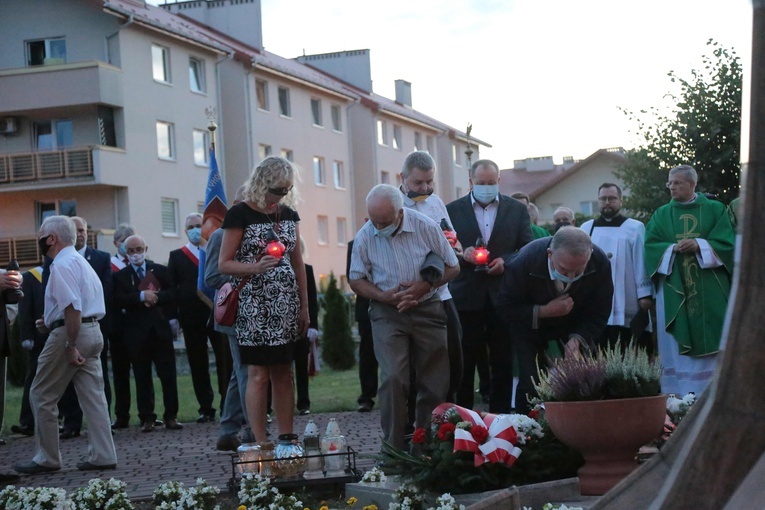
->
xmin=256 ymin=80 xmax=269 ymax=110
xmin=427 ymin=135 xmax=434 ymax=154
xmin=98 ymin=106 xmax=117 ymax=147
xmin=313 ymin=156 xmax=325 ymax=185
xmin=452 ymin=143 xmax=461 ymax=165
xmin=377 ymin=120 xmax=388 ymax=146
xmin=27 ymin=37 xmax=66 ymax=66
xmin=414 ymin=132 xmax=422 ymax=151
xmin=317 ymin=216 xmax=329 ymax=245
xmin=278 ymin=86 xmax=291 ymax=117
xmin=36 ymin=199 xmax=76 ymax=228
xmin=311 ymin=98 xmax=322 ymax=126
xmin=189 ymin=57 xmax=205 ymax=93
xmin=381 ymin=171 xmax=390 ymax=184
xmin=331 ymin=104 xmax=342 ymax=131
xmin=333 ymin=161 xmax=345 ymax=189
xmin=161 ymin=198 xmax=179 ymax=235
xmin=156 ymin=121 xmax=175 ymax=160
xmin=193 ymin=129 xmax=209 ymax=166
xmin=580 ymin=200 xmax=598 ymax=216
xmin=33 ymin=120 xmax=72 ymax=150
xmin=392 ymin=125 xmax=402 ymax=150
xmin=337 ymin=217 xmax=347 ymax=245
xmin=197 ymin=202 xmax=204 ymax=214
xmin=152 ymin=45 xmax=171 ymax=83
xmin=280 ymin=148 xmax=293 ymax=162
xmin=258 ymin=144 xmax=272 ymax=161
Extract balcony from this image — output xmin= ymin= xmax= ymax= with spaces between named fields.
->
xmin=0 ymin=233 xmax=99 ymax=268
xmin=0 ymin=61 xmax=123 ymax=113
xmin=0 ymin=146 xmax=94 ymax=185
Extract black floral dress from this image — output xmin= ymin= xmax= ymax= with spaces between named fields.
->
xmin=221 ymin=202 xmax=300 ymax=365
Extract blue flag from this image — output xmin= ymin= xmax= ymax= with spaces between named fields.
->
xmin=198 ymin=147 xmax=228 ymax=308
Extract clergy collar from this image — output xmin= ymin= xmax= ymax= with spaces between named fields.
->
xmin=594 ymin=214 xmax=628 ymax=227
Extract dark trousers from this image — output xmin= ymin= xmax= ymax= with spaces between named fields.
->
xmin=210 ymin=328 xmax=232 ymax=410
xmin=356 ymin=317 xmax=378 ymax=405
xmin=183 ymin=321 xmax=231 ymax=416
xmin=110 ymin=329 xmax=133 ymax=423
xmin=129 ymin=330 xmax=179 ymax=423
xmin=515 ymin=335 xmax=553 ymax=414
xmin=456 ymin=304 xmax=514 ymax=414
xmin=294 ymin=336 xmax=310 ymax=410
xmin=19 ymin=341 xmax=45 ymax=428
xmin=59 ymin=328 xmax=111 ymax=431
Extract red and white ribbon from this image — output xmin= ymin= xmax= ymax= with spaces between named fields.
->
xmin=433 ymin=403 xmax=522 ymax=467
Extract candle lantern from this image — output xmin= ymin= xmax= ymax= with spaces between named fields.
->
xmin=259 ymin=441 xmax=275 ymax=477
xmin=473 ymin=237 xmax=489 ymax=272
xmin=265 ymin=226 xmax=287 ymax=262
xmin=321 ymin=418 xmax=347 ymax=477
xmin=302 ymin=419 xmax=324 ymax=479
xmin=274 ymin=433 xmax=306 ymax=479
xmin=236 ymin=443 xmax=261 ymax=474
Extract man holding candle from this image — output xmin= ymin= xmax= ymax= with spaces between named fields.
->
xmin=446 ymin=159 xmax=533 ymax=413
xmin=349 ymin=184 xmax=459 ymax=450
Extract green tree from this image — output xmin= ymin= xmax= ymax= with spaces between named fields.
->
xmin=617 ymin=39 xmax=742 ymax=221
xmin=320 ymin=272 xmax=355 ymax=370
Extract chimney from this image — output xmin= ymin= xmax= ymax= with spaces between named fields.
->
xmin=395 ymin=79 xmax=412 ymax=107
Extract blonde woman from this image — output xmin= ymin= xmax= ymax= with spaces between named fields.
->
xmin=219 ymin=156 xmax=309 ymax=443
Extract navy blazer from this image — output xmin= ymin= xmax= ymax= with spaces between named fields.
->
xmin=446 ymin=193 xmax=533 ymax=311
xmin=496 ymin=237 xmax=613 ymax=349
xmin=113 ymin=261 xmax=176 ymax=342
xmin=17 ymin=269 xmax=46 ymax=349
xmin=167 ymin=247 xmax=210 ymax=328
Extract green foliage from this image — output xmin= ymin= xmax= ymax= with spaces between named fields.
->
xmin=320 ymin=272 xmax=355 ymax=370
xmin=617 ymin=39 xmax=742 ymax=221
xmin=535 ymin=342 xmax=662 ymax=402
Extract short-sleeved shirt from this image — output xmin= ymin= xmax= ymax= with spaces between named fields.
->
xmin=44 ymin=245 xmax=106 ymax=327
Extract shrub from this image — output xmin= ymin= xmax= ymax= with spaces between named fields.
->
xmin=321 ymin=272 xmax=355 ymax=370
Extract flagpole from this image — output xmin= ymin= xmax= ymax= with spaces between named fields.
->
xmin=208 ymin=119 xmax=217 ymax=154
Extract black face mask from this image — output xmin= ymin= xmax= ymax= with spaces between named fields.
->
xmin=406 ymin=188 xmax=433 ymax=202
xmin=38 ymin=235 xmax=52 ymax=256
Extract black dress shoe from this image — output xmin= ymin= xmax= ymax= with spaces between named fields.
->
xmin=154 ymin=419 xmax=164 ymax=427
xmin=111 ymin=419 xmax=130 ymax=430
xmin=357 ymin=401 xmax=374 ymax=412
xmin=298 ymin=408 xmax=310 ymax=416
xmin=60 ymin=429 xmax=81 ymax=440
xmin=196 ymin=414 xmax=215 ymax=423
xmin=165 ymin=419 xmax=184 ymax=430
xmin=11 ymin=424 xmax=34 ymax=436
xmin=13 ymin=461 xmax=60 ymax=475
xmin=77 ymin=461 xmax=117 ymax=471
xmin=141 ymin=422 xmax=154 ymax=433
xmin=0 ymin=438 xmax=5 ymax=446
xmin=216 ymin=434 xmax=241 ymax=452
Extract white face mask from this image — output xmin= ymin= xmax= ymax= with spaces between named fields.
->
xmin=128 ymin=253 xmax=145 ymax=266
xmin=472 ymin=184 xmax=498 ymax=204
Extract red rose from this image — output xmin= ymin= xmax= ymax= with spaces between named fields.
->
xmin=412 ymin=427 xmax=427 ymax=444
xmin=437 ymin=422 xmax=456 ymax=441
xmin=528 ymin=409 xmax=540 ymax=420
xmin=470 ymin=425 xmax=489 ymax=444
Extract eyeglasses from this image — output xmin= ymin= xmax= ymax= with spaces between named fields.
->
xmin=598 ymin=196 xmax=620 ymax=203
xmin=666 ymin=180 xmax=690 ymax=188
xmin=267 ymin=186 xmax=293 ymax=196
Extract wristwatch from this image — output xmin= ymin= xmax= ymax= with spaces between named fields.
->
xmin=65 ymin=341 xmax=76 ymax=350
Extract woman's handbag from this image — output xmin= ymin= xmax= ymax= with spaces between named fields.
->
xmin=214 ymin=276 xmax=250 ymax=327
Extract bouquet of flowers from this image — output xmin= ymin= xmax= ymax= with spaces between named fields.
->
xmin=382 ymin=403 xmax=578 ymax=494
xmin=153 ymin=478 xmax=220 ymax=510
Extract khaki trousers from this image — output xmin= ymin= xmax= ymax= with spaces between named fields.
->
xmin=31 ymin=322 xmax=116 ymax=467
xmin=369 ymin=298 xmax=449 ymax=450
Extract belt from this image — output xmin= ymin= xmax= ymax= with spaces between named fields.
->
xmin=51 ymin=316 xmax=98 ymax=330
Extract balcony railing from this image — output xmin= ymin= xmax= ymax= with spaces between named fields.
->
xmin=0 ymin=146 xmax=94 ymax=184
xmin=0 ymin=233 xmax=99 ymax=268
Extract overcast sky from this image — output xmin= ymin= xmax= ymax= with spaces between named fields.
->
xmin=153 ymin=0 xmax=753 ymax=167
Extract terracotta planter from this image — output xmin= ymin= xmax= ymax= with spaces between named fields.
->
xmin=544 ymin=394 xmax=667 ymax=496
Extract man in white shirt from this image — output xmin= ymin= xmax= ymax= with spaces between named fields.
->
xmin=14 ymin=215 xmax=116 ymax=474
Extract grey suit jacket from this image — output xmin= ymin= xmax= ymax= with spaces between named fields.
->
xmin=203 ymin=228 xmax=235 ymax=335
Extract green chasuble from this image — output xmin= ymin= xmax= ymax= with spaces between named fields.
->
xmin=531 ymin=224 xmax=551 ymax=239
xmin=645 ymin=194 xmax=735 ymax=356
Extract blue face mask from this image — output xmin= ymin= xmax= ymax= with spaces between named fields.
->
xmin=118 ymin=241 xmax=127 ymax=256
xmin=472 ymin=184 xmax=498 ymax=204
xmin=549 ymin=259 xmax=584 ymax=284
xmin=374 ymin=220 xmax=399 ymax=238
xmin=187 ymin=227 xmax=202 ymax=244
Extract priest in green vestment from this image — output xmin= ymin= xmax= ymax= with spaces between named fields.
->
xmin=645 ymin=165 xmax=735 ymax=395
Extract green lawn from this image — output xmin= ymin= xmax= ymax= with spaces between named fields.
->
xmin=2 ymin=366 xmax=361 ymax=435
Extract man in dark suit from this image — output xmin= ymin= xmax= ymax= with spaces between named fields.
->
xmin=446 ymin=159 xmax=533 ymax=413
xmin=347 ymin=239 xmax=377 ymax=412
xmin=167 ymin=212 xmax=229 ymax=423
xmin=496 ymin=227 xmax=613 ymax=412
xmin=1 ymin=261 xmax=23 ymax=483
xmin=11 ymin=264 xmax=46 ymax=437
xmin=114 ymin=234 xmax=182 ymax=432
xmin=57 ymin=217 xmax=113 ymax=439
